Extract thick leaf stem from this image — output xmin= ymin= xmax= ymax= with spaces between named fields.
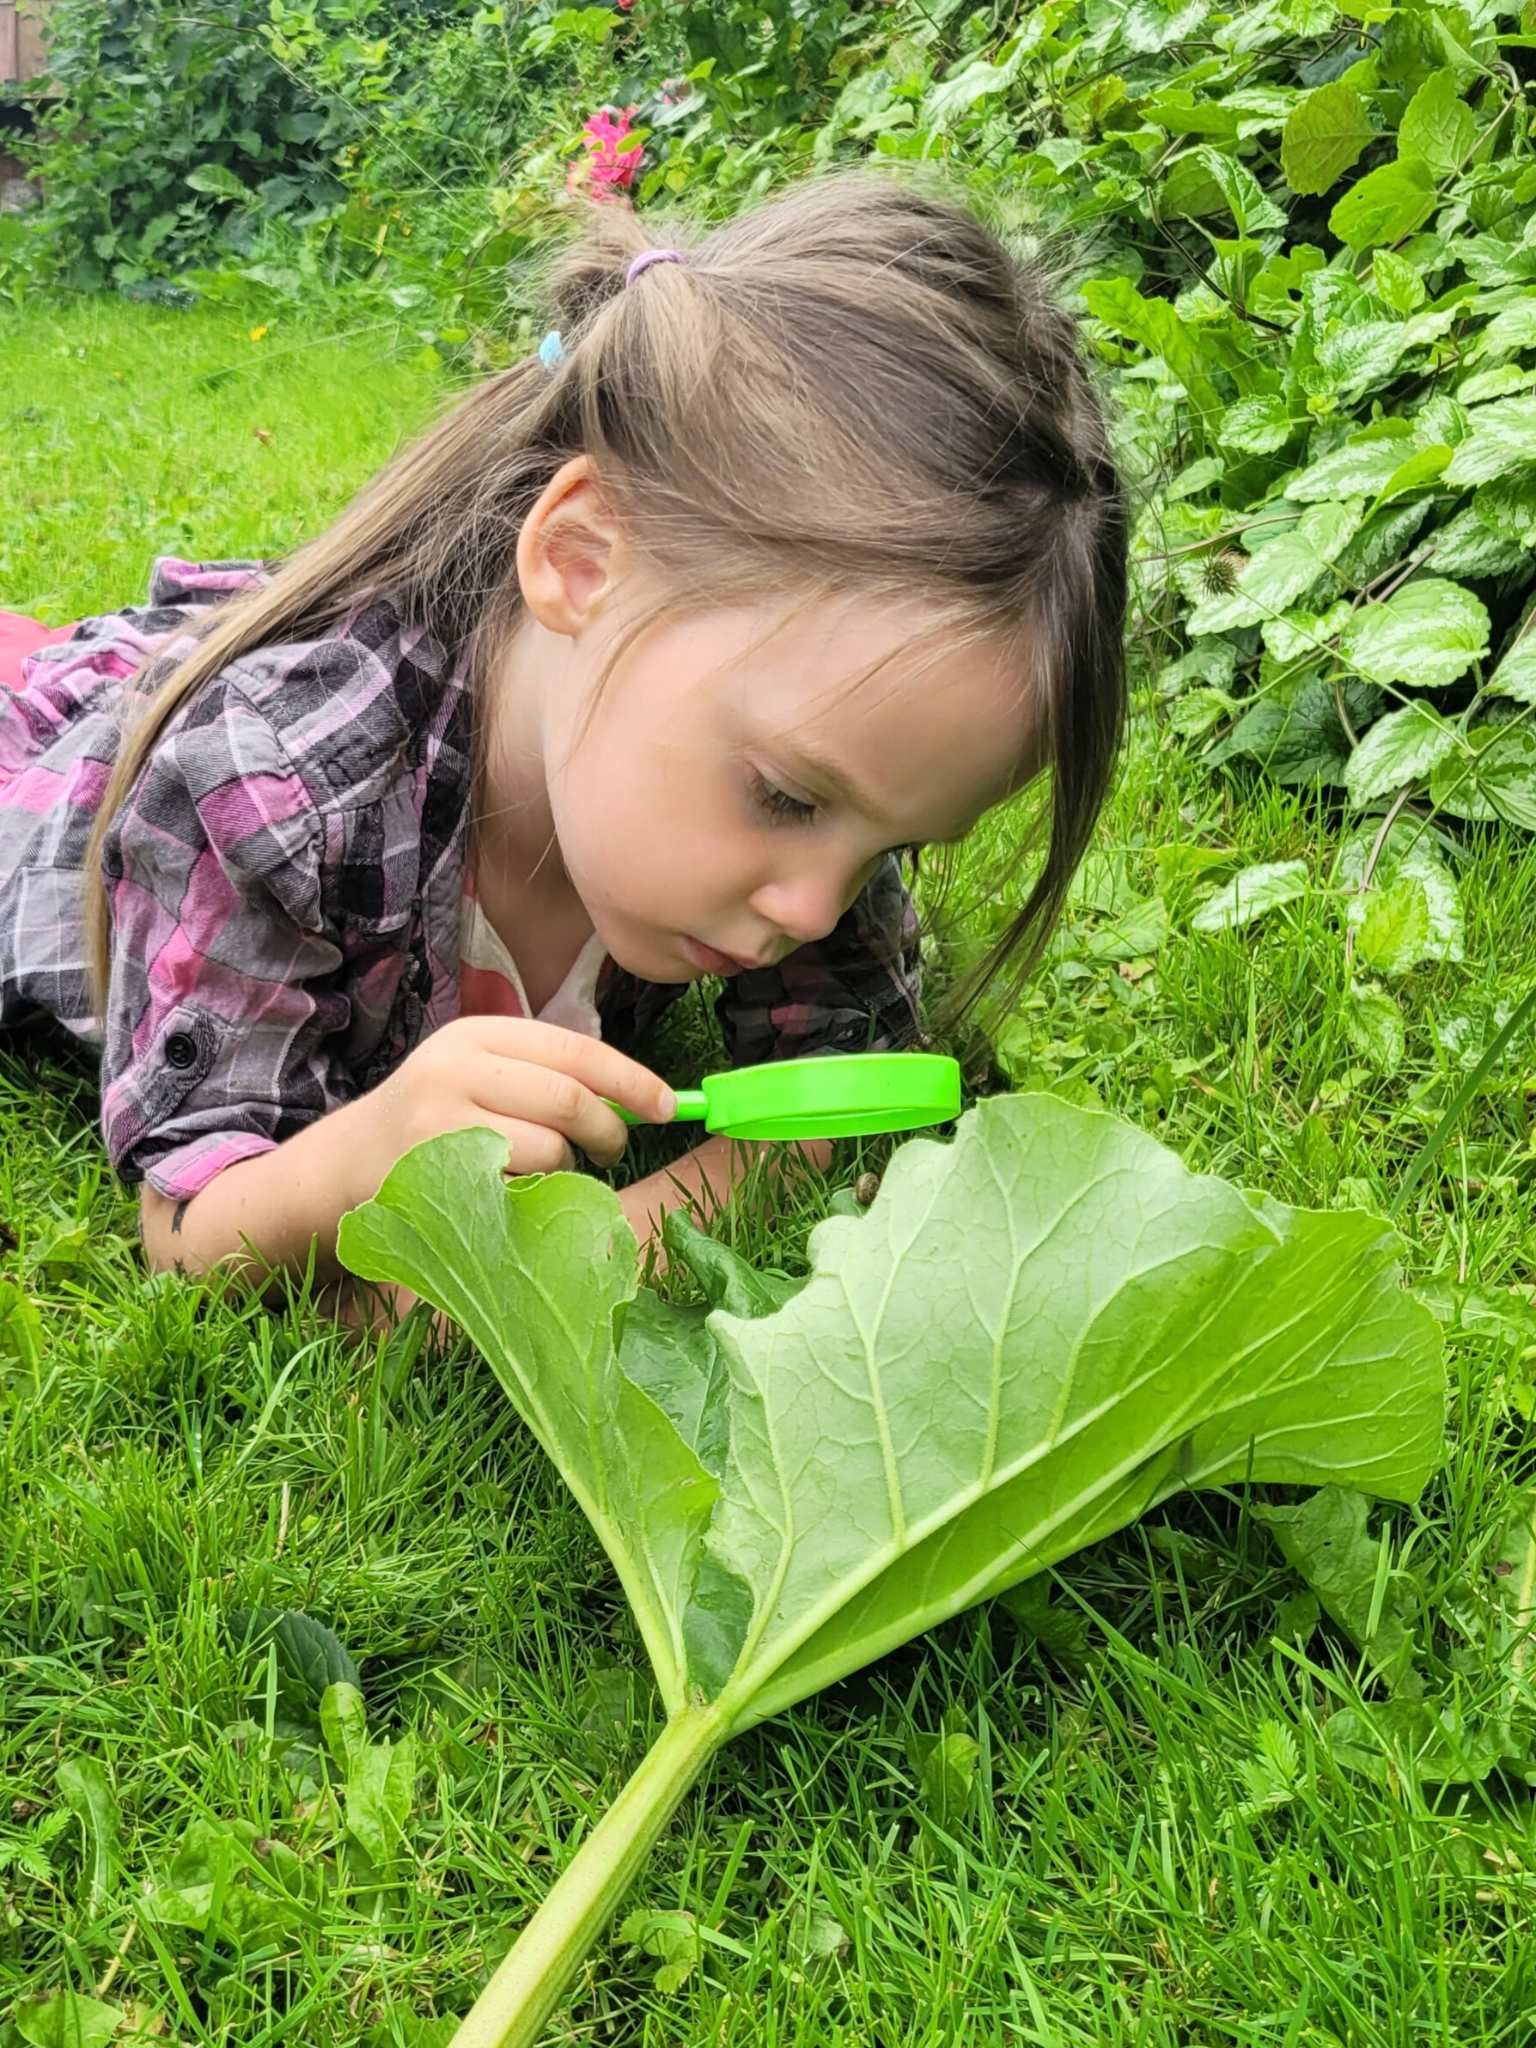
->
xmin=448 ymin=1702 xmax=727 ymax=2048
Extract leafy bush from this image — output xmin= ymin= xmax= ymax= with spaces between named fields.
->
xmin=1078 ymin=18 xmax=1536 ymax=838
xmin=11 ymin=0 xmax=372 ymax=289
xmin=4 ymin=0 xmax=628 ymax=297
xmin=1009 ymin=3 xmax=1536 ymax=1058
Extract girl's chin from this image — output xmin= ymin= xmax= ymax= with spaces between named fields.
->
xmin=600 ymin=924 xmax=706 ymax=985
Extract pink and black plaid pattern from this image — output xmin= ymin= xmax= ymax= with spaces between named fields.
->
xmin=0 ymin=559 xmax=923 ymax=1200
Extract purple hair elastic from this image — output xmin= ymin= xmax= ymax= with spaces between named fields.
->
xmin=626 ymin=248 xmax=688 ymax=286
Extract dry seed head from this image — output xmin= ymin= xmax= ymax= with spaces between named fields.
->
xmin=1202 ymin=548 xmax=1245 ymax=595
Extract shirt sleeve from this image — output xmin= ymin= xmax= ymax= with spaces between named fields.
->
xmin=713 ymin=852 xmax=925 ymax=1066
xmin=98 ymin=678 xmax=354 ymax=1201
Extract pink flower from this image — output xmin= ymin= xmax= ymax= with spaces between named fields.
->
xmin=616 ymin=0 xmax=635 ymax=11
xmin=568 ymin=104 xmax=644 ymax=198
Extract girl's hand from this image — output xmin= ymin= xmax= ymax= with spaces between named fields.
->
xmin=349 ymin=1014 xmax=676 ymax=1209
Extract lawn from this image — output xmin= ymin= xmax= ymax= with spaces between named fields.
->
xmin=4 ymin=294 xmax=1536 ymax=2046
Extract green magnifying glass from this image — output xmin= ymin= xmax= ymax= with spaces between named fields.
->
xmin=605 ymin=1050 xmax=961 ymax=1143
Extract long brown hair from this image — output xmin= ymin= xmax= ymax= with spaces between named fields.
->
xmin=84 ymin=167 xmax=1127 ymax=1036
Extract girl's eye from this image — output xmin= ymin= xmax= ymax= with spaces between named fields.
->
xmin=750 ymin=770 xmax=817 ymax=826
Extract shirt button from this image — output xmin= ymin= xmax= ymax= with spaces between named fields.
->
xmin=165 ymin=1031 xmax=199 ymax=1070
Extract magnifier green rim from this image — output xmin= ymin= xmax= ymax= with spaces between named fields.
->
xmin=703 ymin=1051 xmax=961 ymax=1140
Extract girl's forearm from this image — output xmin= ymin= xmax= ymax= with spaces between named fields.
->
xmin=137 ymin=1093 xmax=383 ymax=1299
xmin=618 ymin=1131 xmax=744 ymax=1243
xmin=140 ymin=1115 xmax=745 ymax=1287
xmin=617 ymin=1132 xmax=834 ymax=1272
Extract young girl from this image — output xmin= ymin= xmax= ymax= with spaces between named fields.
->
xmin=0 ymin=171 xmax=1127 ymax=1317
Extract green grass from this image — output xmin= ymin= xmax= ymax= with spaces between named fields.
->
xmin=2 ymin=294 xmax=450 ymax=623
xmin=5 ymin=294 xmax=1536 ymax=2046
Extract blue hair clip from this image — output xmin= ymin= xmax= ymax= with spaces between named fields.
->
xmin=538 ymin=328 xmax=566 ymax=373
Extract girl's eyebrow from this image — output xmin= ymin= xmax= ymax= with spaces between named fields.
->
xmin=776 ymin=738 xmax=885 ymax=824
xmin=777 ymin=739 xmax=974 ymax=848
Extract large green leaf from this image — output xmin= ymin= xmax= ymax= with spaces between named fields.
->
xmin=339 ymin=1102 xmax=1445 ymax=1736
xmin=1338 ymin=821 xmax=1465 ymax=965
xmin=1162 ymin=151 xmax=1230 ymax=221
xmin=1218 ymin=396 xmax=1298 ymax=454
xmin=57 ymin=1759 xmax=119 ymax=1918
xmin=1479 ymin=301 xmax=1536 ymax=362
xmin=1354 ymin=875 xmax=1433 ymax=976
xmin=1183 ymin=143 xmax=1286 ymax=233
xmin=1443 ymin=397 xmax=1536 ymax=487
xmin=14 ymin=1993 xmax=123 ymax=2048
xmin=1431 ymin=725 xmax=1536 ymax=830
xmin=1190 ymin=858 xmax=1310 ymax=930
xmin=1371 ymin=444 xmax=1451 ymax=508
xmin=1286 ymin=436 xmax=1407 ymax=503
xmin=1208 ymin=672 xmax=1375 ymax=787
xmin=1399 ymin=68 xmax=1475 ymax=179
xmin=226 ymin=1607 xmax=359 ymax=1715
xmin=1343 ymin=703 xmax=1463 ymax=806
xmin=1344 ymin=980 xmax=1406 ymax=1075
xmin=923 ymin=33 xmax=1031 ymax=125
xmin=1308 ymin=319 xmax=1418 ymax=401
xmin=1253 ymin=1486 xmax=1421 ymax=1690
xmin=1369 ymin=248 xmax=1426 ymax=316
xmin=1477 ymin=475 xmax=1536 ymax=548
xmin=1426 ymin=501 xmax=1530 ymax=578
xmin=1334 ymin=499 xmax=1435 ymax=586
xmin=1186 ymin=501 xmax=1360 ymax=634
xmin=1124 ymin=0 xmax=1210 ymax=53
xmin=1486 ymin=632 xmax=1536 ymax=705
xmin=1281 ymin=80 xmax=1373 ymax=195
xmin=1329 ymin=158 xmax=1436 ymax=251
xmin=1341 ymin=578 xmax=1490 ymax=689
xmin=1080 ymin=276 xmax=1222 ymax=419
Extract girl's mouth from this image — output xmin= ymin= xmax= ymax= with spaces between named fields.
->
xmin=682 ymin=936 xmax=750 ymax=975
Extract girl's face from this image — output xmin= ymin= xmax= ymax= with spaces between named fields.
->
xmin=487 ymin=463 xmax=1038 ymax=986
xmin=541 ymin=599 xmax=1034 ymax=986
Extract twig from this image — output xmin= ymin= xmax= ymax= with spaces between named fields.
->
xmin=96 ymin=1917 xmax=136 ymax=1998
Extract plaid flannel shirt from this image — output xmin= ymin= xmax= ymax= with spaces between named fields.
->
xmin=0 ymin=558 xmax=923 ymax=1200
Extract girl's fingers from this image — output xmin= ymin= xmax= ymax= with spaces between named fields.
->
xmin=475 ymin=1018 xmax=676 ymax=1122
xmin=467 ymin=1053 xmax=630 ymax=1168
xmin=465 ymin=1111 xmax=579 ymax=1178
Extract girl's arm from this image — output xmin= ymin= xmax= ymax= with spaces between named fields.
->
xmin=138 ymin=1088 xmax=400 ymax=1310
xmin=141 ymin=1107 xmax=832 ymax=1326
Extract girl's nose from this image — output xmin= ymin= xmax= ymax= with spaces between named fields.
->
xmin=749 ymin=860 xmax=876 ymax=948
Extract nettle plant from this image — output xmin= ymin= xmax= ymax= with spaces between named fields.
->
xmin=1074 ymin=27 xmax=1536 ymax=1065
xmin=338 ymin=1093 xmax=1444 ymax=2046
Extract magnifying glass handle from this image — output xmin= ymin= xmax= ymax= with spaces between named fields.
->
xmin=606 ymin=1089 xmax=708 ymax=1127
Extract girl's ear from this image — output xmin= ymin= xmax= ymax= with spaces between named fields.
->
xmin=517 ymin=455 xmax=626 ymax=637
